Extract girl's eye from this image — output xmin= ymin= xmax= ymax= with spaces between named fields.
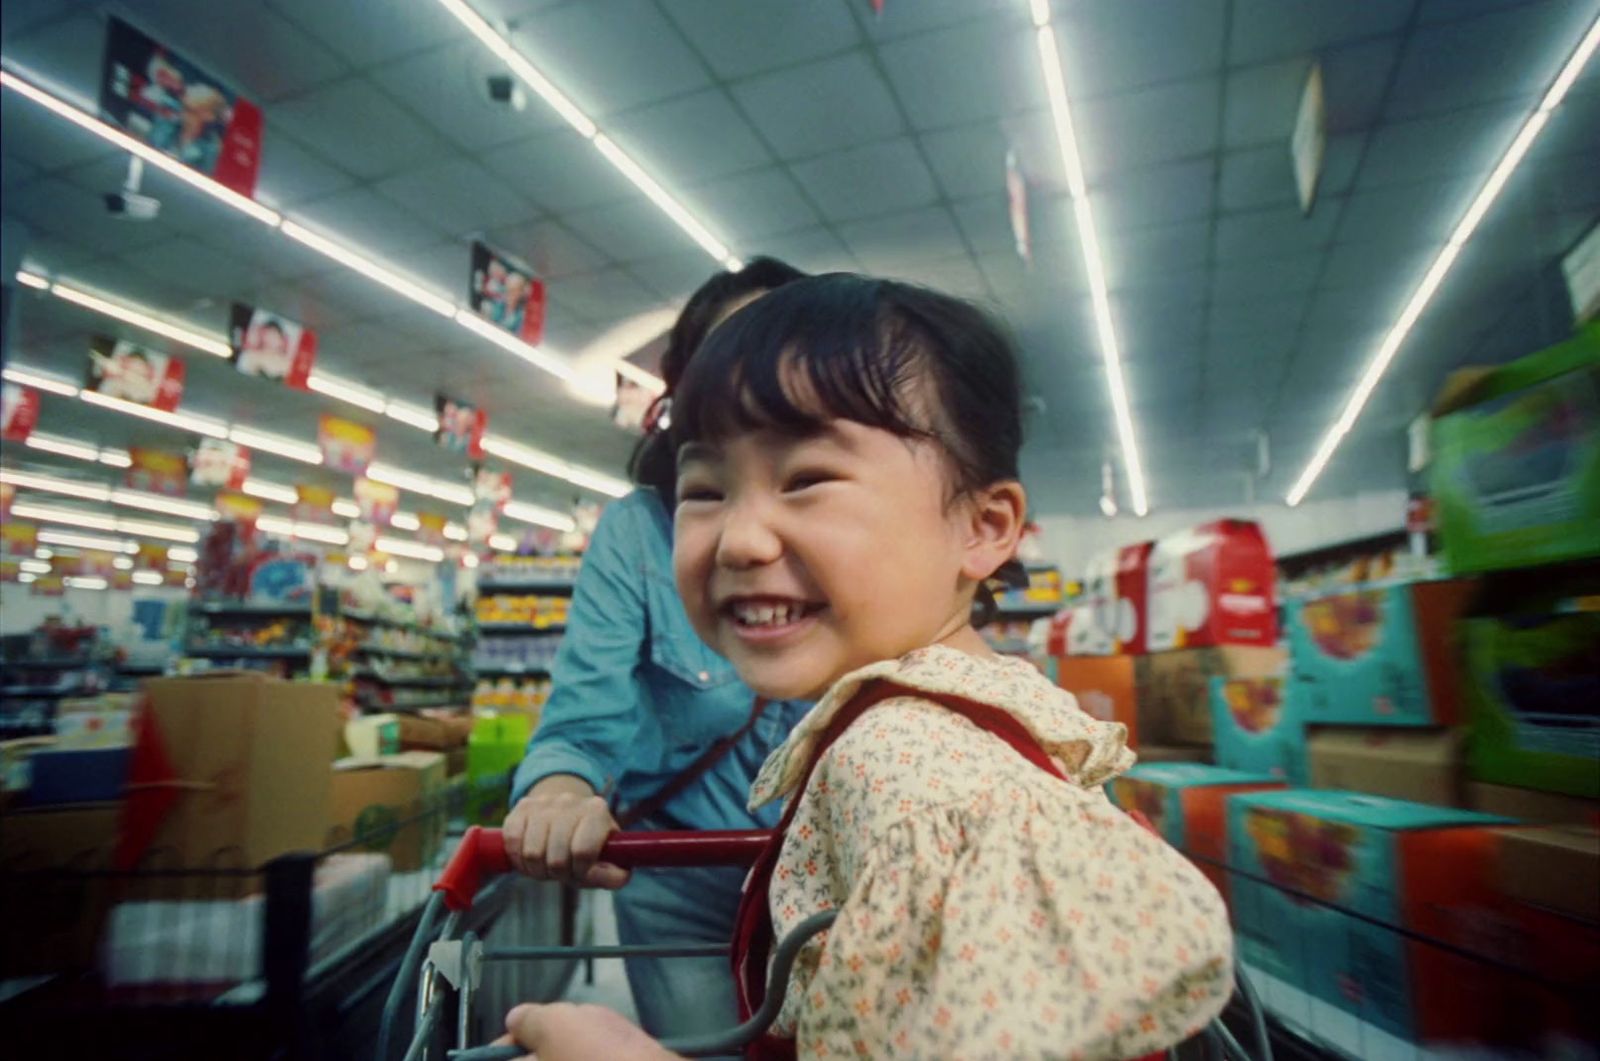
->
xmin=676 ymin=485 xmax=723 ymax=505
xmin=783 ymin=471 xmax=838 ymax=493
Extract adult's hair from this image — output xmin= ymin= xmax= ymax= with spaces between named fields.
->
xmin=629 ymin=256 xmax=806 ymax=499
xmin=672 ymin=272 xmax=1029 ymax=623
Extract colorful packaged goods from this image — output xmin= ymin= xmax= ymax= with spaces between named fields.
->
xmin=1055 ymin=655 xmax=1138 ymax=746
xmin=1108 ymin=762 xmax=1283 ymax=901
xmin=1285 ymin=579 xmax=1474 ymax=727
xmin=465 ymin=713 xmax=532 ymax=826
xmin=1208 ymin=675 xmax=1308 ymax=785
xmin=1135 ymin=644 xmax=1285 ymax=746
xmin=1146 ymin=519 xmax=1277 ymax=651
xmin=1113 ymin=541 xmax=1154 ymax=654
xmin=1430 ymin=323 xmax=1600 ymax=574
xmin=1228 ymin=790 xmax=1513 ymax=1050
xmin=1307 ymin=728 xmax=1461 ymax=808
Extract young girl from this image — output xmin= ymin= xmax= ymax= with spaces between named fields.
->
xmin=665 ymin=274 xmax=1235 ymax=1059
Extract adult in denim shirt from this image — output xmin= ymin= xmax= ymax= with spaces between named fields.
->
xmin=503 ymin=259 xmax=809 ymax=1043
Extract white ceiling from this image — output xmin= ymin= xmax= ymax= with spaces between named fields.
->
xmin=2 ymin=0 xmax=1597 ymax=516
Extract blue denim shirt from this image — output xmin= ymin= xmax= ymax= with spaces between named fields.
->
xmin=511 ymin=489 xmax=810 ymax=831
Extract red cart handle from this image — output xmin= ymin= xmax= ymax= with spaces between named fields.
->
xmin=433 ymin=826 xmax=772 ymax=911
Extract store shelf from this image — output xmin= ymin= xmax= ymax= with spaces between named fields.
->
xmin=340 ymin=611 xmax=465 ymax=640
xmin=193 ymin=601 xmax=314 ymax=617
xmin=0 ymin=685 xmax=96 ymax=698
xmin=185 ymin=645 xmax=314 ymax=659
xmin=0 ymin=657 xmax=105 ymax=670
xmin=357 ymin=695 xmax=468 ymax=713
xmin=350 ymin=671 xmax=467 ymax=689
xmin=352 ymin=644 xmax=453 ymax=662
xmin=477 ymin=623 xmax=566 ymax=635
xmin=478 ymin=580 xmax=577 ymax=594
xmin=473 ymin=664 xmax=553 ymax=678
xmin=117 ymin=663 xmax=167 ymax=675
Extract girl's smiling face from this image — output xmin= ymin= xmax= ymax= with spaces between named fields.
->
xmin=674 ymin=417 xmax=1022 ymax=701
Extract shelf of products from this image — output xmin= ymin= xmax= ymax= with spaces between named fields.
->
xmin=477 ymin=555 xmax=581 ymax=594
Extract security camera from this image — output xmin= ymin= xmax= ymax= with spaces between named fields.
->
xmin=105 ymin=156 xmax=160 ymax=221
xmin=485 ymin=73 xmax=526 ymax=111
xmin=104 ymin=190 xmax=162 ymax=220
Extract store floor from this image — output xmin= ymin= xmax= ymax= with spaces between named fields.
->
xmin=560 ymin=891 xmax=640 ymax=1023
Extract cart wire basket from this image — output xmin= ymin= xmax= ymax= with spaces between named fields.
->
xmin=385 ymin=827 xmax=1276 ymax=1061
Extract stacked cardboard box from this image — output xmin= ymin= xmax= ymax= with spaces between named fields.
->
xmin=327 ymin=751 xmax=447 ymax=871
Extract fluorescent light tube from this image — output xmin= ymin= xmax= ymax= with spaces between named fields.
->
xmin=229 ymin=426 xmax=324 ymax=465
xmin=454 ymin=309 xmax=573 ymax=382
xmin=168 ymin=546 xmax=199 ymax=563
xmin=280 ymin=220 xmax=455 ymax=317
xmin=78 ymin=390 xmax=229 ymax=438
xmin=241 ymin=479 xmax=299 ymax=504
xmin=390 ymin=511 xmax=421 ymax=531
xmin=3 ymin=365 xmax=80 ymax=397
xmin=503 ymin=500 xmax=577 ymax=532
xmin=52 ymin=283 xmax=232 ymax=357
xmin=110 ymin=489 xmax=216 ymax=521
xmin=308 ymin=371 xmax=388 ymax=413
xmin=36 ymin=529 xmax=135 ymax=553
xmin=376 ymin=536 xmax=445 ymax=563
xmin=131 ymin=571 xmax=164 ymax=585
xmin=384 ymin=400 xmax=440 ymax=432
xmin=332 ymin=499 xmax=361 ymax=519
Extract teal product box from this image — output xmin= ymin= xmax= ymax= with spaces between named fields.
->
xmin=1208 ymin=675 xmax=1309 ymax=785
xmin=1286 ymin=580 xmax=1474 ymax=728
xmin=1462 ymin=588 xmax=1600 ymax=799
xmin=1228 ymin=789 xmax=1512 ymax=1047
xmin=1430 ymin=323 xmax=1600 ymax=574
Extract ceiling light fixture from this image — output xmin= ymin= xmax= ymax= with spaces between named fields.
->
xmin=241 ymin=479 xmax=300 ymax=505
xmin=113 ymin=556 xmax=134 ymax=570
xmin=1030 ymin=3 xmax=1149 ymax=517
xmin=383 ymin=400 xmax=440 ymax=433
xmin=348 ymin=555 xmax=370 ymax=571
xmin=443 ymin=523 xmax=468 ymax=542
xmin=109 ymin=488 xmax=216 ymax=521
xmin=332 ymin=499 xmax=361 ymax=519
xmin=487 ymin=532 xmax=517 ymax=552
xmin=2 ymin=364 xmax=80 ymax=397
xmin=65 ymin=576 xmax=109 ymax=591
xmin=1286 ymin=12 xmax=1600 ymax=506
xmin=280 ymin=220 xmax=455 ymax=317
xmin=15 ymin=269 xmax=50 ymax=290
xmin=307 ymin=371 xmax=388 ymax=413
xmin=131 ymin=571 xmax=164 ymax=585
xmin=389 ymin=511 xmax=422 ymax=531
xmin=25 ymin=434 xmax=103 ymax=463
xmin=256 ymin=515 xmax=350 ymax=545
xmin=35 ymin=528 xmax=136 ymax=554
xmin=366 ymin=463 xmax=475 ymax=506
xmin=79 ymin=389 xmax=229 ymax=439
xmin=20 ymin=559 xmax=52 ymax=575
xmin=228 ymin=425 xmax=323 ymax=465
xmin=0 ymin=470 xmax=109 ymax=502
xmin=168 ymin=546 xmax=199 ymax=563
xmin=375 ymin=536 xmax=445 ymax=563
xmin=502 ymin=499 xmax=577 ymax=532
xmin=99 ymin=449 xmax=133 ymax=468
xmin=0 ymin=65 xmax=282 ymax=227
xmin=50 ymin=281 xmax=233 ymax=357
xmin=454 ymin=309 xmax=574 ymax=381
xmin=480 ymin=435 xmax=629 ymax=498
xmin=433 ymin=0 xmax=736 ymax=268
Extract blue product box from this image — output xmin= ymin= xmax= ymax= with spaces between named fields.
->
xmin=28 ymin=746 xmax=130 ymax=805
xmin=1209 ymin=675 xmax=1309 ymax=785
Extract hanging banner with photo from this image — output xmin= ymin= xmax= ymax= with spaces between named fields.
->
xmin=99 ymin=17 xmax=263 ymax=197
xmin=0 ymin=482 xmax=13 ymax=521
xmin=612 ymin=374 xmax=653 ymax=432
xmin=294 ymin=483 xmax=336 ymax=524
xmin=126 ymin=447 xmax=190 ymax=496
xmin=469 ymin=241 xmax=547 ymax=346
xmin=112 ymin=570 xmax=135 ymax=592
xmin=190 ymin=438 xmax=250 ymax=488
xmin=1 ymin=521 xmax=38 ymax=557
xmin=86 ymin=336 xmax=185 ymax=411
xmin=136 ymin=542 xmax=169 ymax=571
xmin=417 ymin=512 xmax=450 ymax=545
xmin=353 ymin=477 xmax=399 ymax=527
xmin=214 ymin=490 xmax=262 ymax=525
xmin=83 ymin=551 xmax=120 ymax=579
xmin=228 ymin=303 xmax=316 ymax=388
xmin=0 ymin=559 xmax=20 ymax=584
xmin=472 ymin=467 xmax=512 ymax=512
xmin=2 ymin=383 xmax=40 ymax=442
xmin=32 ymin=574 xmax=65 ymax=597
xmin=348 ymin=521 xmax=378 ymax=557
xmin=466 ymin=503 xmax=498 ymax=548
xmin=1005 ymin=149 xmax=1030 ymax=265
xmin=318 ymin=415 xmax=375 ymax=475
xmin=434 ymin=394 xmax=487 ymax=460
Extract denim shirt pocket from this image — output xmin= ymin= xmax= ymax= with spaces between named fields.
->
xmin=642 ymin=569 xmax=747 ymax=749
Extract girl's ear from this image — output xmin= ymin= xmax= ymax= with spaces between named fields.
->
xmin=959 ymin=480 xmax=1028 ymax=583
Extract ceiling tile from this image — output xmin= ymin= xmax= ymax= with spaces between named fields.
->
xmin=627 ymin=251 xmax=721 ymax=302
xmin=374 ymin=158 xmax=539 ymax=239
xmin=119 ymin=0 xmax=347 ymax=102
xmin=1358 ymin=101 xmax=1530 ymax=193
xmin=253 ymin=131 xmax=357 ymax=211
xmin=399 ymin=240 xmax=475 ymax=299
xmin=1301 ymin=285 xmax=1396 ymax=336
xmin=877 ymin=19 xmax=1045 ymax=131
xmin=548 ymin=266 xmax=658 ymax=323
xmin=1206 ymin=295 xmax=1306 ymax=342
xmin=2 ymin=178 xmax=170 ymax=258
xmin=508 ymin=0 xmax=710 ymax=117
xmin=747 ymin=227 xmax=856 ymax=273
xmin=291 ymin=186 xmax=452 ymax=256
xmin=112 ymin=236 xmax=287 ymax=305
xmin=861 ymin=0 xmax=1025 ymax=42
xmin=479 ymin=128 xmax=638 ymax=213
xmin=836 ymin=205 xmax=965 ymax=272
xmin=788 ymin=137 xmax=938 ymax=222
xmin=2 ymin=0 xmax=92 ymax=43
xmin=1218 ymin=145 xmax=1299 ymax=212
xmin=270 ymin=76 xmax=451 ymax=181
xmin=1214 ymin=205 xmax=1340 ymax=263
xmin=919 ymin=123 xmax=1013 ymax=201
xmin=564 ymin=198 xmax=701 ymax=263
xmin=2 ymin=12 xmax=110 ymax=99
xmin=369 ymin=40 xmax=564 ymax=153
xmin=661 ymin=0 xmax=860 ymax=80
xmin=1334 ymin=177 xmax=1478 ymax=247
xmin=1211 ymin=254 xmax=1322 ymax=301
xmin=0 ymin=80 xmax=119 ymax=174
xmin=1103 ymin=221 xmax=1212 ymax=289
xmin=891 ymin=253 xmax=989 ymax=301
xmin=14 ymin=231 xmax=101 ymax=274
xmin=265 ymin=0 xmax=465 ymax=68
xmin=1318 ymin=238 xmax=1436 ymax=293
xmin=950 ymin=195 xmax=1017 ymax=256
xmin=1093 ymin=158 xmax=1215 ymax=235
xmin=1055 ymin=0 xmax=1226 ymax=99
xmin=1 ymin=149 xmax=41 ymax=192
xmin=605 ymin=89 xmax=772 ymax=183
xmin=682 ymin=167 xmax=820 ymax=241
xmin=731 ymin=50 xmax=905 ymax=161
xmin=1227 ymin=0 xmax=1413 ymax=67
xmin=483 ymin=218 xmax=611 ymax=279
xmin=1075 ymin=77 xmax=1219 ymax=180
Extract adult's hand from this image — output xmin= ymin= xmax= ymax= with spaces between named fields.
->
xmin=501 ymin=774 xmax=630 ymax=888
xmin=492 ymin=1002 xmax=683 ymax=1061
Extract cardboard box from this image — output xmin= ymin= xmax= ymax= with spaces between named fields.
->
xmin=1462 ymin=595 xmax=1599 ymax=798
xmin=1496 ymin=825 xmax=1599 ymax=923
xmin=1228 ymin=790 xmax=1512 ymax=1045
xmin=0 ymin=803 xmax=120 ymax=976
xmin=1210 ymin=675 xmax=1308 ymax=784
xmin=1468 ymin=782 xmax=1599 ymax=825
xmin=1109 ymin=762 xmax=1283 ymax=901
xmin=1135 ymin=745 xmax=1212 ymax=764
xmin=1286 ymin=579 xmax=1474 ymax=727
xmin=1146 ymin=520 xmax=1278 ymax=651
xmin=1054 ymin=655 xmax=1138 ymax=746
xmin=1430 ymin=323 xmax=1600 ymax=574
xmin=344 ymin=713 xmax=400 ymax=758
xmin=446 ymin=746 xmax=468 ymax=778
xmin=327 ymin=751 xmax=446 ymax=871
xmin=1136 ymin=645 xmax=1286 ymax=745
xmin=122 ymin=675 xmax=340 ymax=887
xmin=467 ymin=713 xmax=533 ymax=825
xmin=1113 ymin=541 xmax=1154 ymax=654
xmin=1309 ymin=728 xmax=1463 ymax=808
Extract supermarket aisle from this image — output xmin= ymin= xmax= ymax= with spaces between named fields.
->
xmin=561 ymin=891 xmax=639 ymax=1024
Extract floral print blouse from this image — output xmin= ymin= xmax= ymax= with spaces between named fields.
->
xmin=748 ymin=645 xmax=1234 ymax=1060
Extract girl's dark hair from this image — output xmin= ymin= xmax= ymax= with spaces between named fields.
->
xmin=671 ymin=273 xmax=1029 ymax=623
xmin=629 ymin=256 xmax=807 ymax=499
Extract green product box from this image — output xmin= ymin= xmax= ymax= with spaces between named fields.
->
xmin=466 ymin=713 xmax=533 ymax=826
xmin=1429 ymin=324 xmax=1600 ymax=574
xmin=1462 ymin=596 xmax=1600 ymax=799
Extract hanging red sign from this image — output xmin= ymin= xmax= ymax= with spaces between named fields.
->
xmin=435 ymin=394 xmax=487 ymax=461
xmin=229 ymin=303 xmax=316 ymax=389
xmin=2 ymin=384 xmax=40 ymax=442
xmin=86 ymin=336 xmax=185 ymax=411
xmin=469 ymin=241 xmax=546 ymax=346
xmin=191 ymin=438 xmax=250 ymax=489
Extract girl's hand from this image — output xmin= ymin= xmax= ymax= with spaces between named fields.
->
xmin=501 ymin=775 xmax=630 ymax=889
xmin=493 ymin=1003 xmax=682 ymax=1061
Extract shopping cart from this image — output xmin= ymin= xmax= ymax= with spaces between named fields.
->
xmin=384 ymin=826 xmax=1274 ymax=1061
